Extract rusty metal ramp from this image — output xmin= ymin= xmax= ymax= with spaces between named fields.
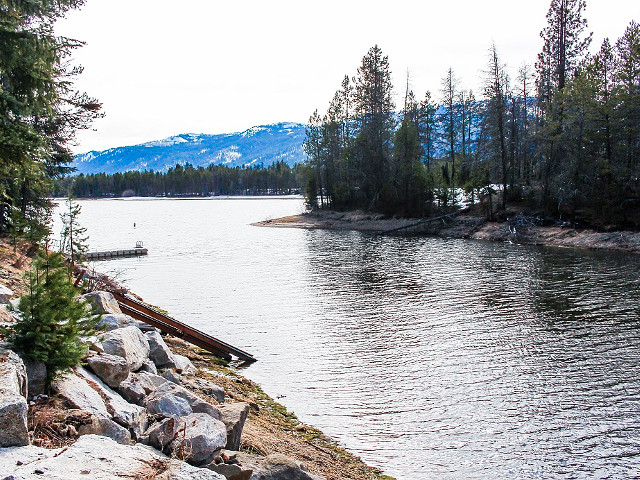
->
xmin=111 ymin=292 xmax=256 ymax=363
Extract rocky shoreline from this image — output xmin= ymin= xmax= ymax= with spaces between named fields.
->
xmin=253 ymin=210 xmax=640 ymax=254
xmin=0 ymin=241 xmax=392 ymax=480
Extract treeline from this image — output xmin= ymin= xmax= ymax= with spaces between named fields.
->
xmin=54 ymin=161 xmax=304 ymax=197
xmin=303 ymin=0 xmax=640 ymax=229
xmin=0 ymin=0 xmax=101 ymax=241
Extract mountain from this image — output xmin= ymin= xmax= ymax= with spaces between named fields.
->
xmin=72 ymin=122 xmax=307 ymax=175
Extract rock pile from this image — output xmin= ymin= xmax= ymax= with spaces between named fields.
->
xmin=0 ymin=289 xmax=325 ymax=480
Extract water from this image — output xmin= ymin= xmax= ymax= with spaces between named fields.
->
xmin=53 ymin=197 xmax=640 ymax=479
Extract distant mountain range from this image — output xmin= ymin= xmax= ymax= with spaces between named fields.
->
xmin=72 ymin=122 xmax=307 ymax=175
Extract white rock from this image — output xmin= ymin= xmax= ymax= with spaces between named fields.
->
xmin=117 ymin=371 xmax=168 ymax=405
xmin=145 ymin=331 xmax=178 ymax=369
xmin=0 ymin=349 xmax=30 ymax=447
xmin=146 ymin=382 xmax=221 ymax=420
xmin=101 ymin=326 xmax=150 ymax=371
xmin=81 ymin=291 xmax=122 ymax=314
xmin=174 ymin=354 xmax=197 ymax=375
xmin=95 ymin=313 xmax=135 ymax=331
xmin=52 ymin=371 xmax=109 ymax=418
xmin=76 ymin=368 xmax=148 ymax=437
xmin=218 ymin=402 xmax=250 ymax=451
xmin=0 ymin=284 xmax=13 ymax=304
xmin=0 ymin=434 xmax=226 ymax=479
xmin=145 ymin=413 xmax=227 ymax=465
xmin=86 ymin=353 xmax=130 ymax=388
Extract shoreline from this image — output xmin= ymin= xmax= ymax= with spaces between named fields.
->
xmin=0 ymin=237 xmax=394 ymax=480
xmin=253 ymin=210 xmax=640 ymax=254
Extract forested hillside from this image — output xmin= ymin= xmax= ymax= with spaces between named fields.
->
xmin=303 ymin=0 xmax=640 ymax=229
xmin=55 ymin=161 xmax=303 ymax=197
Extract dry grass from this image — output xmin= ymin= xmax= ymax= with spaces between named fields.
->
xmin=28 ymin=397 xmax=92 ymax=448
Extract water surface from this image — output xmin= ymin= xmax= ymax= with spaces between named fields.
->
xmin=55 ymin=198 xmax=640 ymax=479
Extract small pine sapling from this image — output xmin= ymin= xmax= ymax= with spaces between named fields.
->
xmin=2 ymin=251 xmax=100 ymax=388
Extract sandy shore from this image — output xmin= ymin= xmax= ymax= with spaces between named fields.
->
xmin=253 ymin=210 xmax=640 ymax=254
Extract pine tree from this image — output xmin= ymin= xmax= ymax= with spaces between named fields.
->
xmin=3 ymin=251 xmax=99 ymax=387
xmin=354 ymin=45 xmax=395 ymax=210
xmin=536 ymin=0 xmax=591 ymax=97
xmin=60 ymin=194 xmax=89 ymax=265
xmin=483 ymin=43 xmax=510 ymax=209
xmin=0 ymin=0 xmax=102 ymax=238
xmin=439 ymin=68 xmax=459 ymax=202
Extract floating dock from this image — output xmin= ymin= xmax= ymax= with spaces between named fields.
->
xmin=85 ymin=241 xmax=148 ymax=260
xmin=85 ymin=248 xmax=148 ymax=260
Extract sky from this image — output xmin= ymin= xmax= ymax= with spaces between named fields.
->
xmin=55 ymin=0 xmax=639 ymax=153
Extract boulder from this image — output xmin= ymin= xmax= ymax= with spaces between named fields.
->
xmin=139 ymin=358 xmax=158 ymax=375
xmin=95 ymin=313 xmax=135 ymax=331
xmin=145 ymin=330 xmax=178 ymax=368
xmin=174 ymin=354 xmax=197 ymax=375
xmin=250 ymin=454 xmax=325 ymax=480
xmin=22 ymin=357 xmax=47 ymax=398
xmin=0 ymin=444 xmax=57 ymax=476
xmin=146 ymin=382 xmax=221 ymax=420
xmin=77 ymin=413 xmax=131 ymax=445
xmin=116 ymin=374 xmax=147 ymax=405
xmin=0 ymin=284 xmax=13 ymax=304
xmin=218 ymin=403 xmax=249 ymax=451
xmin=146 ymin=388 xmax=192 ymax=417
xmin=117 ymin=371 xmax=168 ymax=405
xmin=52 ymin=371 xmax=110 ymax=418
xmin=0 ymin=348 xmax=28 ymax=397
xmin=0 ymin=392 xmax=29 ymax=448
xmin=75 ymin=368 xmax=148 ymax=437
xmin=0 ymin=349 xmax=30 ymax=447
xmin=162 ymin=368 xmax=182 ymax=384
xmin=145 ymin=413 xmax=227 ymax=466
xmin=0 ymin=434 xmax=226 ymax=479
xmin=182 ymin=376 xmax=226 ymax=404
xmin=206 ymin=463 xmax=252 ymax=480
xmin=82 ymin=291 xmax=122 ymax=314
xmin=101 ymin=326 xmax=150 ymax=371
xmin=86 ymin=353 xmax=130 ymax=388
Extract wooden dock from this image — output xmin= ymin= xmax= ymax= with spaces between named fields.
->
xmin=86 ymin=248 xmax=148 ymax=260
xmin=85 ymin=241 xmax=148 ymax=260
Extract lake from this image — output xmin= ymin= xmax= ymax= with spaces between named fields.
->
xmin=53 ymin=197 xmax=640 ymax=479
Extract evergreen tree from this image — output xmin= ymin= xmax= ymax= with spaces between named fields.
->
xmin=0 ymin=0 xmax=101 ymax=239
xmin=60 ymin=194 xmax=89 ymax=265
xmin=482 ymin=43 xmax=510 ymax=209
xmin=3 ymin=251 xmax=99 ymax=387
xmin=536 ymin=0 xmax=591 ymax=97
xmin=439 ymin=68 xmax=459 ymax=202
xmin=354 ymin=45 xmax=395 ymax=210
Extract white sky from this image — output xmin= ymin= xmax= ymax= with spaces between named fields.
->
xmin=55 ymin=0 xmax=638 ymax=153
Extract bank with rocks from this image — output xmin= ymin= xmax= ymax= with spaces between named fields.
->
xmin=0 ymin=246 xmax=392 ymax=480
xmin=253 ymin=209 xmax=640 ymax=254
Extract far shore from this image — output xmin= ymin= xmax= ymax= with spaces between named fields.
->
xmin=253 ymin=209 xmax=640 ymax=254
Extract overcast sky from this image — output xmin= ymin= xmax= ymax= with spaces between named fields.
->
xmin=55 ymin=0 xmax=638 ymax=153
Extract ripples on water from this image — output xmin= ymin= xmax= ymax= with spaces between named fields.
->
xmin=58 ymin=198 xmax=640 ymax=479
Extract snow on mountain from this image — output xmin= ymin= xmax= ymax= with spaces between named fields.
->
xmin=72 ymin=122 xmax=307 ymax=175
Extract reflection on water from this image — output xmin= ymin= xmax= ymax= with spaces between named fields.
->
xmin=57 ymin=198 xmax=640 ymax=479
